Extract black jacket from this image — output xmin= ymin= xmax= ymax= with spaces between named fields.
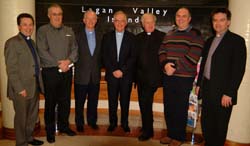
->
xmin=197 ymin=30 xmax=246 ymax=105
xmin=102 ymin=30 xmax=136 ymax=82
xmin=135 ymin=29 xmax=165 ymax=87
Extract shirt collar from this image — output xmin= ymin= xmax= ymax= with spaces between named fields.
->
xmin=49 ymin=23 xmax=63 ymax=30
xmin=175 ymin=25 xmax=192 ymax=32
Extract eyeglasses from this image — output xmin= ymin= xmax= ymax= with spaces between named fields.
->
xmin=114 ymin=19 xmax=126 ymax=23
xmin=51 ymin=13 xmax=63 ymax=16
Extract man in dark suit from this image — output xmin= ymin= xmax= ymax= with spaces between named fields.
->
xmin=102 ymin=11 xmax=136 ymax=133
xmin=196 ymin=8 xmax=247 ymax=146
xmin=4 ymin=13 xmax=44 ymax=146
xmin=136 ymin=13 xmax=165 ymax=141
xmin=74 ymin=10 xmax=102 ymax=132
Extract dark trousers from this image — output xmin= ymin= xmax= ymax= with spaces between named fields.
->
xmin=42 ymin=67 xmax=72 ymax=136
xmin=201 ymin=78 xmax=232 ymax=146
xmin=163 ymin=75 xmax=194 ymax=141
xmin=137 ymin=84 xmax=157 ymax=135
xmin=107 ymin=77 xmax=132 ymax=127
xmin=74 ymin=82 xmax=99 ymax=126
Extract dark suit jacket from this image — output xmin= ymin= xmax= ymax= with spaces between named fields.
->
xmin=4 ymin=33 xmax=44 ymax=100
xmin=197 ymin=30 xmax=246 ymax=105
xmin=102 ymin=30 xmax=136 ymax=82
xmin=74 ymin=23 xmax=102 ymax=85
xmin=135 ymin=29 xmax=165 ymax=87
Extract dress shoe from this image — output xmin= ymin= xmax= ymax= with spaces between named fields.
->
xmin=60 ymin=128 xmax=76 ymax=136
xmin=138 ymin=133 xmax=153 ymax=141
xmin=76 ymin=125 xmax=84 ymax=132
xmin=28 ymin=139 xmax=44 ymax=145
xmin=107 ymin=125 xmax=117 ymax=132
xmin=89 ymin=124 xmax=99 ymax=130
xmin=160 ymin=136 xmax=172 ymax=144
xmin=169 ymin=139 xmax=183 ymax=146
xmin=46 ymin=135 xmax=55 ymax=143
xmin=122 ymin=125 xmax=130 ymax=132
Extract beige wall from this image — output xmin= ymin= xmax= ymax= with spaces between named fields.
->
xmin=228 ymin=0 xmax=250 ymax=143
xmin=0 ymin=0 xmax=35 ymax=129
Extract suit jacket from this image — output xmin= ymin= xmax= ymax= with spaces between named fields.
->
xmin=197 ymin=30 xmax=246 ymax=105
xmin=102 ymin=30 xmax=136 ymax=82
xmin=136 ymin=29 xmax=165 ymax=87
xmin=4 ymin=33 xmax=44 ymax=100
xmin=74 ymin=24 xmax=102 ymax=85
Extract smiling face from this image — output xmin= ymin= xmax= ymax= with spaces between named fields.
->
xmin=212 ymin=12 xmax=230 ymax=35
xmin=175 ymin=8 xmax=191 ymax=30
xmin=113 ymin=12 xmax=127 ymax=32
xmin=18 ymin=17 xmax=34 ymax=37
xmin=48 ymin=6 xmax=63 ymax=28
xmin=83 ymin=11 xmax=97 ymax=31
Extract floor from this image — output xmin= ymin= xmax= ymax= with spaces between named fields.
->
xmin=0 ymin=109 xmax=203 ymax=146
xmin=0 ymin=135 xmax=202 ymax=146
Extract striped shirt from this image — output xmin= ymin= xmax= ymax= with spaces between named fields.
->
xmin=159 ymin=25 xmax=204 ymax=77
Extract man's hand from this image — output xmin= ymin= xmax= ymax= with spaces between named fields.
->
xmin=58 ymin=59 xmax=71 ymax=72
xmin=19 ymin=90 xmax=27 ymax=97
xmin=113 ymin=70 xmax=123 ymax=78
xmin=221 ymin=95 xmax=232 ymax=107
xmin=164 ymin=62 xmax=176 ymax=76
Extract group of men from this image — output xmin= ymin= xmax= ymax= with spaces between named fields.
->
xmin=4 ymin=3 xmax=246 ymax=146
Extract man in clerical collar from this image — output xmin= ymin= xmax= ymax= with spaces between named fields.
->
xmin=4 ymin=13 xmax=44 ymax=146
xmin=135 ymin=13 xmax=165 ymax=141
xmin=74 ymin=9 xmax=102 ymax=132
xmin=196 ymin=8 xmax=247 ymax=146
xmin=101 ymin=10 xmax=136 ymax=133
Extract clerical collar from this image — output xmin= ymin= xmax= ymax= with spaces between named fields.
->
xmin=147 ymin=32 xmax=151 ymax=35
xmin=85 ymin=28 xmax=95 ymax=34
xmin=20 ymin=32 xmax=31 ymax=40
xmin=216 ymin=30 xmax=227 ymax=38
xmin=116 ymin=31 xmax=124 ymax=35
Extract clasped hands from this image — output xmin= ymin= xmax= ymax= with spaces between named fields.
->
xmin=58 ymin=59 xmax=71 ymax=72
xmin=113 ymin=70 xmax=123 ymax=78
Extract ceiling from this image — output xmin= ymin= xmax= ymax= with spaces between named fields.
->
xmin=36 ymin=0 xmax=228 ymax=7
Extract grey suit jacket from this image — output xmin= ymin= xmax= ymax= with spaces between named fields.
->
xmin=4 ymin=33 xmax=44 ymax=100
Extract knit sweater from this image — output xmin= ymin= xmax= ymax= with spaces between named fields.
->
xmin=159 ymin=26 xmax=204 ymax=77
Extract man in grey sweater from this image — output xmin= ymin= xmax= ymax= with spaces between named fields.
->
xmin=37 ymin=3 xmax=78 ymax=143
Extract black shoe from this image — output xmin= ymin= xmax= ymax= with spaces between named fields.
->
xmin=76 ymin=125 xmax=84 ymax=132
xmin=89 ymin=124 xmax=99 ymax=130
xmin=138 ymin=133 xmax=153 ymax=141
xmin=60 ymin=128 xmax=76 ymax=136
xmin=122 ymin=125 xmax=130 ymax=132
xmin=28 ymin=139 xmax=44 ymax=145
xmin=107 ymin=125 xmax=117 ymax=132
xmin=46 ymin=135 xmax=55 ymax=143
